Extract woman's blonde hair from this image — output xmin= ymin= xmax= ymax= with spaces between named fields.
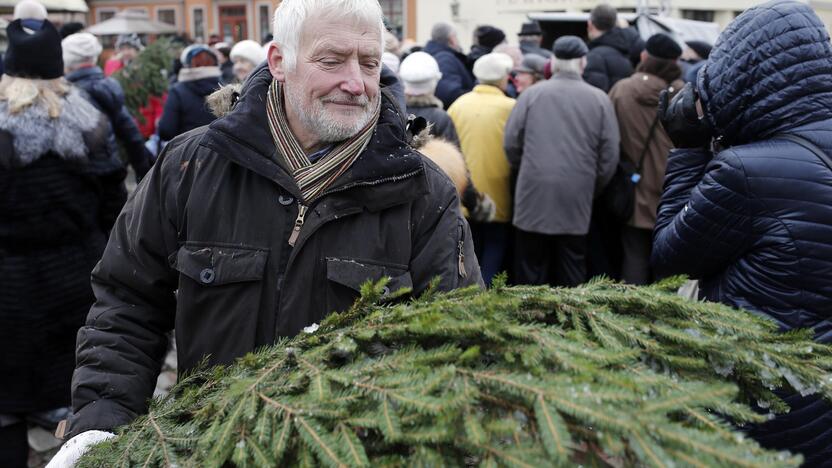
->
xmin=0 ymin=74 xmax=70 ymax=117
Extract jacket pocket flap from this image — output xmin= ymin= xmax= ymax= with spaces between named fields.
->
xmin=326 ymin=257 xmax=412 ymax=295
xmin=174 ymin=246 xmax=268 ymax=286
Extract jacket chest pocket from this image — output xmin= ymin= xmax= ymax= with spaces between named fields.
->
xmin=170 ymin=244 xmax=269 ymax=370
xmin=325 ymin=257 xmax=413 ymax=313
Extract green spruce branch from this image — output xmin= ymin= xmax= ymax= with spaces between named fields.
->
xmin=79 ymin=277 xmax=832 ymax=467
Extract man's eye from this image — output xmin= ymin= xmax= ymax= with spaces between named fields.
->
xmin=320 ymin=60 xmax=340 ymax=66
xmin=363 ymin=62 xmax=379 ymax=69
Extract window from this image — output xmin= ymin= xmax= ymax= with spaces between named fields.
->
xmin=379 ymin=0 xmax=403 ymax=38
xmin=97 ymin=8 xmax=116 ymax=22
xmin=681 ymin=9 xmax=715 ymax=22
xmin=158 ymin=8 xmax=176 ymax=26
xmin=259 ymin=4 xmax=271 ymax=42
xmin=193 ymin=8 xmax=205 ymax=43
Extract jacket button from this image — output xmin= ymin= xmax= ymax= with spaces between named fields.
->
xmin=200 ymin=268 xmax=215 ymax=284
xmin=278 ymin=195 xmax=294 ymax=206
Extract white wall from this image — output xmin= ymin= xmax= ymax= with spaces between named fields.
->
xmin=412 ymin=0 xmax=831 ymax=50
xmin=415 ymin=0 xmax=531 ymax=50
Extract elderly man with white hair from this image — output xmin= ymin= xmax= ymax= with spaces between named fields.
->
xmin=504 ymin=36 xmax=619 ymax=287
xmin=48 ymin=1 xmax=482 ymax=465
xmin=62 ymin=32 xmax=152 ymax=182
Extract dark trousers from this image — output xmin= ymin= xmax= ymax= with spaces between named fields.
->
xmin=469 ymin=221 xmax=509 ymax=286
xmin=0 ymin=421 xmax=28 ymax=468
xmin=621 ymin=226 xmax=654 ymax=285
xmin=586 ymin=203 xmax=622 ymax=280
xmin=514 ymin=229 xmax=587 ymax=287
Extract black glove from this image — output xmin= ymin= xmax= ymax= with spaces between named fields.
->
xmin=658 ymin=83 xmax=713 ymax=149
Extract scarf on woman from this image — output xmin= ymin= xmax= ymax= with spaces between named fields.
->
xmin=266 ymin=79 xmax=380 ymax=203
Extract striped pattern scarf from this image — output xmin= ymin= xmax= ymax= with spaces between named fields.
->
xmin=266 ymin=79 xmax=380 ymax=203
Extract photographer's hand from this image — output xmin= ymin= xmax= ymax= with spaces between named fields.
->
xmin=658 ymin=83 xmax=713 ymax=149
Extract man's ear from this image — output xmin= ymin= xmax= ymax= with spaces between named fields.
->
xmin=267 ymin=43 xmax=286 ymax=81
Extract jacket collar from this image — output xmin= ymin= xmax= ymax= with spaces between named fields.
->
xmin=473 ymin=84 xmax=505 ymax=95
xmin=552 ymin=70 xmax=582 ymax=81
xmin=424 ymin=40 xmax=468 ymax=62
xmin=406 ymin=94 xmax=443 ymax=108
xmin=65 ymin=66 xmax=104 ymax=82
xmin=201 ymin=64 xmax=426 ymax=209
xmin=178 ymin=66 xmax=222 ymax=82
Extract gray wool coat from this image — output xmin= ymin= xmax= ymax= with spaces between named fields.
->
xmin=504 ymin=71 xmax=619 ymax=235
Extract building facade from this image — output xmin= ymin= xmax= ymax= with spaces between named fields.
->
xmin=82 ymin=0 xmax=831 ymax=48
xmin=85 ymin=0 xmax=413 ymax=44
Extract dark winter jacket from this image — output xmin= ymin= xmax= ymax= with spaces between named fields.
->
xmin=424 ymin=40 xmax=476 ymax=109
xmin=381 ymin=63 xmax=407 ymax=114
xmin=652 ymin=2 xmax=832 ymax=463
xmin=68 ymin=64 xmax=482 ymax=437
xmin=583 ymin=28 xmax=635 ymax=93
xmin=0 ymin=88 xmax=126 ymax=414
xmin=66 ymin=66 xmax=152 ymax=181
xmin=220 ymin=59 xmax=234 ymax=85
xmin=157 ymin=68 xmax=221 ymax=141
xmin=466 ymin=44 xmax=493 ymax=72
xmin=405 ymin=94 xmax=460 ymax=146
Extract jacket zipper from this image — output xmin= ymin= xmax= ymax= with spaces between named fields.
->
xmin=287 ymin=203 xmax=308 ymax=247
xmin=283 ymin=167 xmax=425 ymax=274
xmin=284 ymin=168 xmax=424 ymax=250
xmin=319 ymin=168 xmax=424 ymax=198
xmin=457 ymin=220 xmax=467 ymax=279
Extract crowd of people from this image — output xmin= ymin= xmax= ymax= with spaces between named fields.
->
xmin=392 ymin=5 xmax=713 ymax=287
xmin=1 ymin=0 xmax=832 ymax=466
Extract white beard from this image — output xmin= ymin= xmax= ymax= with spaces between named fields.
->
xmin=284 ymin=84 xmax=377 ymax=142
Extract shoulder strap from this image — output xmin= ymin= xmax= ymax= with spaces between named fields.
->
xmin=635 ymin=113 xmax=661 ymax=172
xmin=776 ymin=133 xmax=832 ymax=173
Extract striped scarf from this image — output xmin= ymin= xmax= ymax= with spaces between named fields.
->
xmin=266 ymin=79 xmax=380 ymax=203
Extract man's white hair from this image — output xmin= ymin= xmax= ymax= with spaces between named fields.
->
xmin=272 ymin=0 xmax=385 ymax=72
xmin=552 ymin=57 xmax=585 ymax=75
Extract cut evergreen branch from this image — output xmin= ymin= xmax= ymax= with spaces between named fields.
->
xmin=79 ymin=276 xmax=832 ymax=467
xmin=112 ymin=38 xmax=176 ymax=124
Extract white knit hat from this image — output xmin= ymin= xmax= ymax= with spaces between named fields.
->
xmin=382 ymin=52 xmax=400 ymax=74
xmin=399 ymin=51 xmax=442 ymax=96
xmin=62 ymin=33 xmax=103 ymax=67
xmin=230 ymin=40 xmax=266 ymax=66
xmin=13 ymin=0 xmax=47 ymax=20
xmin=473 ymin=52 xmax=513 ymax=82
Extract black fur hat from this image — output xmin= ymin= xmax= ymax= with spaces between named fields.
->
xmin=5 ymin=19 xmax=63 ymax=79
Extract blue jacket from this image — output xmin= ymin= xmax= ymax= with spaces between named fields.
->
xmin=66 ymin=66 xmax=151 ymax=181
xmin=423 ymin=40 xmax=475 ymax=109
xmin=652 ymin=2 xmax=832 ymax=462
xmin=158 ymin=75 xmax=220 ymax=141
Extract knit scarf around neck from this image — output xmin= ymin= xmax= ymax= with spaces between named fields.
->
xmin=266 ymin=80 xmax=380 ymax=203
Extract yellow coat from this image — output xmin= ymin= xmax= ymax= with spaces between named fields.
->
xmin=448 ymin=85 xmax=515 ymax=223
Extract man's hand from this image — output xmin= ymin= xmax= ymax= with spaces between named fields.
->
xmin=658 ymin=83 xmax=713 ymax=149
xmin=46 ymin=430 xmax=115 ymax=468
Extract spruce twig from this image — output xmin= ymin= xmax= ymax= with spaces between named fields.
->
xmin=80 ymin=279 xmax=829 ymax=467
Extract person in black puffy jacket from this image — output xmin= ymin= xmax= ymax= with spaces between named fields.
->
xmin=423 ymin=22 xmax=475 ymax=109
xmin=652 ymin=1 xmax=832 ymax=464
xmin=62 ymin=32 xmax=152 ymax=182
xmin=583 ymin=4 xmax=635 ymax=93
xmin=158 ymin=45 xmax=222 ymax=141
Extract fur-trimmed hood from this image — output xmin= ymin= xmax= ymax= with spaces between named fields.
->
xmin=405 ymin=94 xmax=443 ymax=109
xmin=0 ymin=87 xmax=104 ymax=166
